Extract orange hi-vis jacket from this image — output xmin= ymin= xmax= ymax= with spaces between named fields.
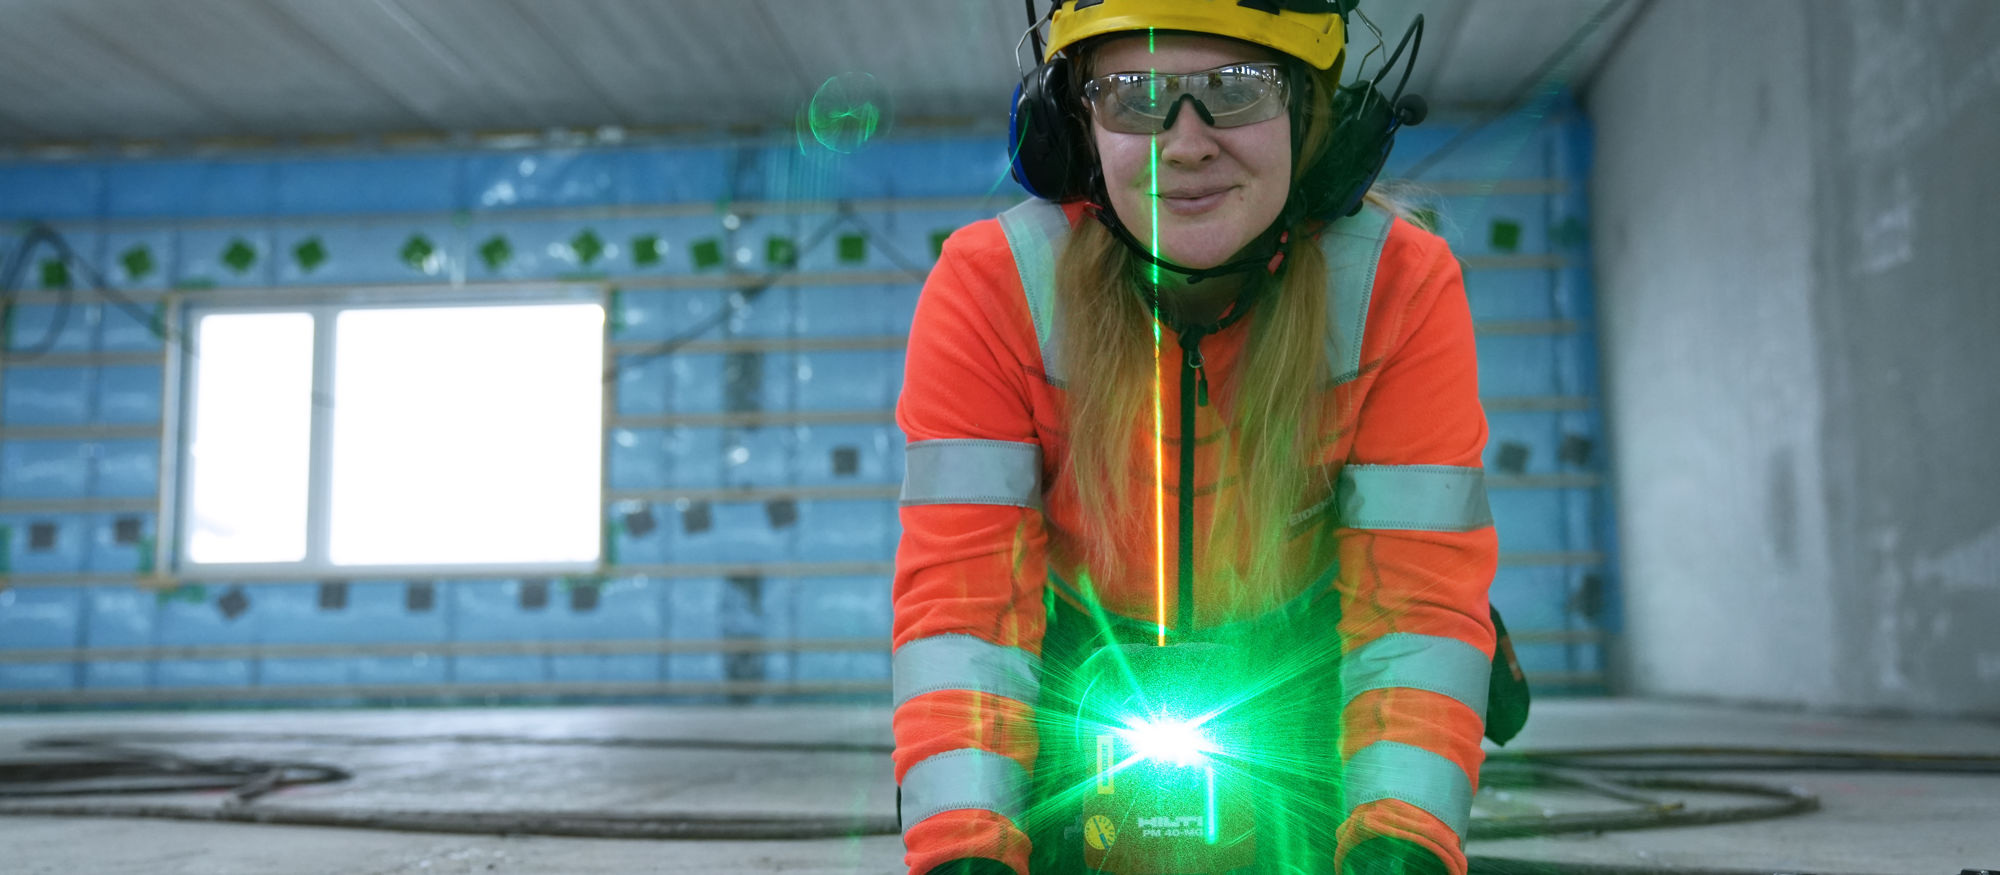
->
xmin=893 ymin=198 xmax=1498 ymax=875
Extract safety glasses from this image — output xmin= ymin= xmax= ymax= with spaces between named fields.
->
xmin=1081 ymin=62 xmax=1290 ymax=134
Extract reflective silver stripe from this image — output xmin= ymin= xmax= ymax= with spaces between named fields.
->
xmin=1337 ymin=464 xmax=1493 ymax=532
xmin=901 ymin=439 xmax=1043 ymax=509
xmin=893 ymin=634 xmax=1041 ymax=708
xmin=1321 ymin=205 xmax=1394 ymax=385
xmin=900 ymin=748 xmax=1029 ymax=829
xmin=1343 ymin=741 xmax=1474 ymax=839
xmin=998 ymin=198 xmax=1072 ymax=384
xmin=1341 ymin=632 xmax=1492 ymax=715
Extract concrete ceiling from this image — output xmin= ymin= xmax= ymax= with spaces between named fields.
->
xmin=0 ymin=0 xmax=1643 ymax=152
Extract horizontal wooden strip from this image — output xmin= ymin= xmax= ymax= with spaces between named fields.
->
xmin=0 ymin=562 xmax=895 ymax=590
xmin=0 ymin=679 xmax=892 ymax=706
xmin=1482 ymin=396 xmax=1595 ymax=413
xmin=612 ymin=269 xmax=921 ymax=291
xmin=0 ymin=498 xmax=157 ymax=515
xmin=0 ymin=636 xmax=892 ymax=665
xmin=0 ymin=351 xmax=167 ymax=369
xmin=0 ymin=424 xmax=161 ymax=441
xmin=1474 ymin=320 xmax=1582 ymax=337
xmin=1461 ymin=254 xmax=1569 ymax=271
xmin=1410 ymin=179 xmax=1571 ymax=197
xmin=1505 ymin=628 xmax=1606 ymax=646
xmin=1499 ymin=551 xmax=1607 ymax=567
xmin=1488 ymin=474 xmax=1605 ymax=490
xmin=606 ymin=485 xmax=899 ymax=504
xmin=609 ymin=409 xmax=896 ymax=429
xmin=609 ymin=335 xmax=907 ymax=355
xmin=49 ymin=195 xmax=1007 ymax=234
xmin=1521 ymin=671 xmax=1608 ymax=688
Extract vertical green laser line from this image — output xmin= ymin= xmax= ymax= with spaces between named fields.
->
xmin=1147 ymin=27 xmax=1167 ymax=646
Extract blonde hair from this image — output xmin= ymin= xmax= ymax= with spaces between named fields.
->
xmin=1056 ymin=59 xmax=1414 ymax=597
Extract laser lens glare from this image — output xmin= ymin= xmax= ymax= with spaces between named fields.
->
xmin=1119 ymin=717 xmax=1216 ymax=768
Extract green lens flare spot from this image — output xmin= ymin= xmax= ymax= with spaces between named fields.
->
xmin=220 ymin=239 xmax=257 ymax=275
xmin=632 ymin=234 xmax=664 ymax=267
xmin=571 ymin=229 xmax=604 ymax=267
xmin=837 ymin=233 xmax=867 ymax=264
xmin=294 ymin=236 xmax=328 ymax=274
xmin=805 ymin=72 xmax=890 ymax=154
xmin=38 ymin=258 xmax=70 ymax=289
xmin=119 ymin=245 xmax=155 ymax=282
xmin=1490 ymin=218 xmax=1522 ymax=253
xmin=691 ymin=238 xmax=724 ymax=270
xmin=478 ymin=235 xmax=512 ymax=272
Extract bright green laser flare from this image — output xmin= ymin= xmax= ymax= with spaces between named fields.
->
xmin=801 ymin=72 xmax=889 ymax=155
xmin=1118 ymin=716 xmax=1217 ymax=768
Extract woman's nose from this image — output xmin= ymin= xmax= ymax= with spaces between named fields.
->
xmin=1157 ymin=99 xmax=1220 ymax=166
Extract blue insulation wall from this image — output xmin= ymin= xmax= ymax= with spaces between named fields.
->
xmin=0 ymin=103 xmax=1616 ymax=707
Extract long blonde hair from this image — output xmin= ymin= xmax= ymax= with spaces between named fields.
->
xmin=1056 ymin=58 xmax=1412 ymax=596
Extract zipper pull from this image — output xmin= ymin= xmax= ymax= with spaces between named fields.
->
xmin=1182 ymin=333 xmax=1209 ymax=408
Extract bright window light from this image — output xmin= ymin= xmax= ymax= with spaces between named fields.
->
xmin=328 ymin=304 xmax=603 ymax=566
xmin=185 ymin=313 xmax=315 ymax=563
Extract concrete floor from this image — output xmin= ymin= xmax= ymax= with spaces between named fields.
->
xmin=0 ymin=699 xmax=1995 ymax=874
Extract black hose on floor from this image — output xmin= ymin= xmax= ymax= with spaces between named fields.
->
xmin=5 ymin=733 xmax=1996 ymax=874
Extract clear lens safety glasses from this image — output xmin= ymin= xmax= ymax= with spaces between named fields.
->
xmin=1082 ymin=62 xmax=1291 ymax=134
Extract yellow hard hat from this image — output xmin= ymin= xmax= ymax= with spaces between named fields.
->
xmin=1046 ymin=0 xmax=1349 ymax=79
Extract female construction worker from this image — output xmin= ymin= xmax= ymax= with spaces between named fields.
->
xmin=893 ymin=2 xmax=1513 ymax=874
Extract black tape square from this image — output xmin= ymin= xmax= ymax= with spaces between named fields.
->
xmin=765 ymin=498 xmax=798 ymax=529
xmin=520 ymin=579 xmax=549 ymax=611
xmin=682 ymin=500 xmax=713 ymax=534
xmin=831 ymin=446 xmax=860 ymax=476
xmin=318 ymin=581 xmax=349 ymax=611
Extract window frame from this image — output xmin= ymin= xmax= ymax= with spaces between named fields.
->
xmin=163 ymin=284 xmax=609 ymax=581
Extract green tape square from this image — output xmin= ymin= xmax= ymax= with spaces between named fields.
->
xmin=837 ymin=233 xmax=867 ymax=264
xmin=38 ymin=258 xmax=70 ymax=289
xmin=1490 ymin=219 xmax=1522 ymax=253
xmin=632 ymin=234 xmax=663 ymax=267
xmin=691 ymin=238 xmax=723 ymax=270
xmin=930 ymin=229 xmax=952 ymax=259
xmin=767 ymin=236 xmax=796 ymax=268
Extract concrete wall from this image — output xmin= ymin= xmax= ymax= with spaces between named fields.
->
xmin=1586 ymin=0 xmax=2000 ymax=714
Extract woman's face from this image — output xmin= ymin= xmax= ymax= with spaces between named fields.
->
xmin=1087 ymin=33 xmax=1293 ymax=270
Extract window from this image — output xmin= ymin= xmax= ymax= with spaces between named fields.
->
xmin=175 ymin=298 xmax=605 ymax=576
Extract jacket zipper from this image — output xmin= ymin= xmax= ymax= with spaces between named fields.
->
xmin=1176 ymin=329 xmax=1207 ymax=639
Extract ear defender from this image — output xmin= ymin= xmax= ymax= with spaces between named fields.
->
xmin=1010 ymin=57 xmax=1094 ymax=201
xmin=1298 ymin=81 xmax=1402 ymax=220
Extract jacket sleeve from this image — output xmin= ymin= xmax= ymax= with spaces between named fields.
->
xmin=892 ymin=226 xmax=1050 ymax=875
xmin=1330 ymin=222 xmax=1499 ymax=875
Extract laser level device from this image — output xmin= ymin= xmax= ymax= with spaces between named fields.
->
xmin=1073 ymin=642 xmax=1260 ymax=875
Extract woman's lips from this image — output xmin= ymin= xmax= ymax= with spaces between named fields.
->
xmin=1158 ymin=187 xmax=1231 ymax=216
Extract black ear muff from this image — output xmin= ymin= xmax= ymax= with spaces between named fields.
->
xmin=1010 ymin=57 xmax=1094 ymax=201
xmin=1298 ymin=79 xmax=1420 ymax=220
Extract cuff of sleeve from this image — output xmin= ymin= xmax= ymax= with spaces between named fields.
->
xmin=1341 ymin=837 xmax=1449 ymax=875
xmin=924 ymin=859 xmax=1019 ymax=875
